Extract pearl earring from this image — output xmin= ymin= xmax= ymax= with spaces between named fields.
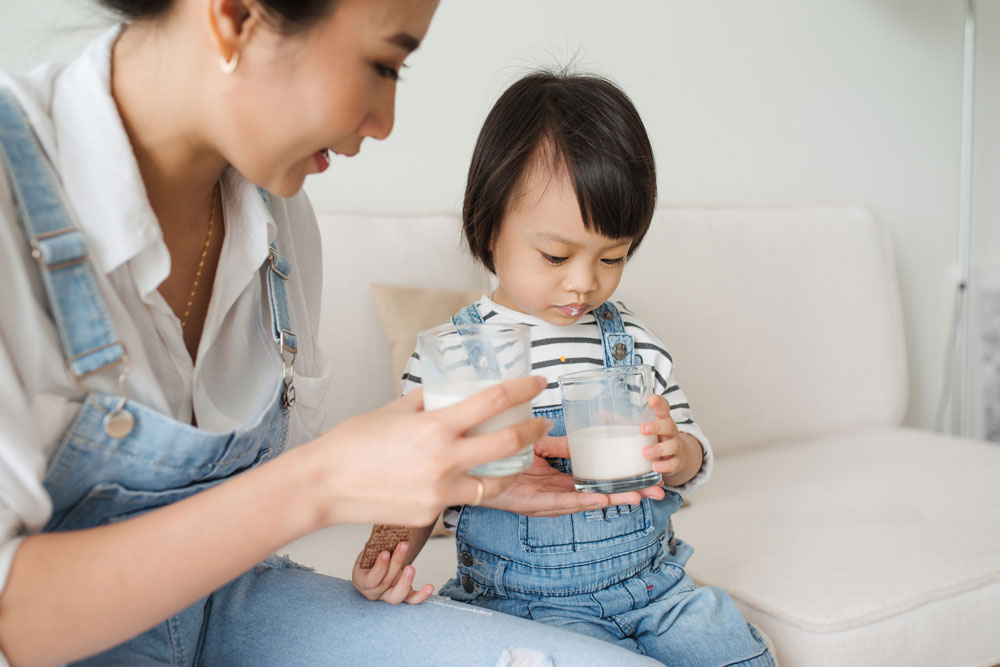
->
xmin=220 ymin=51 xmax=239 ymax=75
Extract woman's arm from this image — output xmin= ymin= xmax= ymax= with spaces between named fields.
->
xmin=0 ymin=447 xmax=318 ymax=666
xmin=0 ymin=377 xmax=548 ymax=666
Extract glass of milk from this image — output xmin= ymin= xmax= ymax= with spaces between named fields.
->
xmin=416 ymin=322 xmax=534 ymax=477
xmin=558 ymin=365 xmax=662 ymax=493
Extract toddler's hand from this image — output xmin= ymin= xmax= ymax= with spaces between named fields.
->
xmin=351 ymin=542 xmax=434 ymax=605
xmin=640 ymin=395 xmax=687 ymax=477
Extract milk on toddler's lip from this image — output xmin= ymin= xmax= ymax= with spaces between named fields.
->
xmin=423 ymin=380 xmax=532 ymax=435
xmin=567 ymin=424 xmax=656 ymax=480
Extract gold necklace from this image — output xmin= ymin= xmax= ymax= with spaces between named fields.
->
xmin=180 ymin=182 xmax=219 ymax=329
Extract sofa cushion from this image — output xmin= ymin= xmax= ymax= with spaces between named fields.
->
xmin=676 ymin=427 xmax=1000 ymax=666
xmin=616 ymin=206 xmax=908 ymax=454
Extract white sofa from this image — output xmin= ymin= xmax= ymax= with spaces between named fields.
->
xmin=281 ymin=206 xmax=1000 ymax=667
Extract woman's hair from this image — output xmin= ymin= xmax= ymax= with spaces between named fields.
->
xmin=97 ymin=0 xmax=337 ymax=31
xmin=463 ymin=71 xmax=657 ymax=273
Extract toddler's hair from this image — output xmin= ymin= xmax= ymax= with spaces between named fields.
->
xmin=463 ymin=70 xmax=657 ymax=273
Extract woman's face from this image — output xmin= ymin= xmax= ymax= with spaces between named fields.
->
xmin=216 ymin=0 xmax=439 ymax=196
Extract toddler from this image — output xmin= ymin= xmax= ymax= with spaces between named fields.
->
xmin=354 ymin=71 xmax=775 ymax=666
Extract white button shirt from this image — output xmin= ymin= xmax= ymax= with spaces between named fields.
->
xmin=0 ymin=26 xmax=331 ymax=602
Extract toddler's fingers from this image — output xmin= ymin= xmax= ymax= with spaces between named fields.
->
xmin=381 ymin=541 xmax=410 ymax=580
xmin=653 ymin=457 xmax=682 ymax=475
xmin=642 ymin=433 xmax=680 ymax=457
xmin=648 ymin=394 xmax=672 ymax=417
xmin=642 ymin=440 xmax=668 ymax=458
xmin=360 ymin=550 xmax=391 ymax=586
xmin=382 ymin=565 xmax=418 ymax=605
xmin=405 ymin=584 xmax=436 ymax=605
xmin=641 ymin=418 xmax=677 ymax=438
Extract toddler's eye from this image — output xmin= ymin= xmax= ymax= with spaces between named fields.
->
xmin=541 ymin=253 xmax=568 ymax=265
xmin=602 ymin=257 xmax=625 ymax=266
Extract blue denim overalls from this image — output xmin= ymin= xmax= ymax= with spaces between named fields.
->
xmin=0 ymin=89 xmax=673 ymax=667
xmin=439 ymin=302 xmax=776 ymax=666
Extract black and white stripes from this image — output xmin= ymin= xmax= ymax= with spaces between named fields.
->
xmin=400 ymin=296 xmax=710 ymax=464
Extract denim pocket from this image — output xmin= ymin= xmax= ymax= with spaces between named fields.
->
xmin=518 ymin=498 xmax=654 ymax=553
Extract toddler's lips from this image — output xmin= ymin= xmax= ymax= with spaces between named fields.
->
xmin=555 ymin=303 xmax=590 ymax=318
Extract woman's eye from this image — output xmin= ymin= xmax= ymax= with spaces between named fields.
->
xmin=375 ymin=63 xmax=401 ymax=81
xmin=602 ymin=257 xmax=625 ymax=266
xmin=542 ymin=253 xmax=568 ymax=265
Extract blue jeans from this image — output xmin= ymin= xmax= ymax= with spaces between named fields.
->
xmin=75 ymin=554 xmax=660 ymax=666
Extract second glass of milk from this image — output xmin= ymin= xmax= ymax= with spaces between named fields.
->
xmin=558 ymin=365 xmax=663 ymax=493
xmin=416 ymin=322 xmax=534 ymax=477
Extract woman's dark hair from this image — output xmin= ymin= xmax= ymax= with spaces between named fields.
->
xmin=463 ymin=71 xmax=657 ymax=273
xmin=98 ymin=0 xmax=336 ymax=31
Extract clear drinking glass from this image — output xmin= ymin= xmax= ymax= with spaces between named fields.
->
xmin=558 ymin=364 xmax=663 ymax=493
xmin=416 ymin=322 xmax=534 ymax=477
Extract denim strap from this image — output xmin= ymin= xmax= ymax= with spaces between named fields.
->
xmin=591 ymin=302 xmax=634 ymax=367
xmin=251 ymin=186 xmax=296 ymax=356
xmin=0 ymin=88 xmax=126 ymax=380
xmin=450 ymin=303 xmax=500 ymax=379
xmin=260 ymin=186 xmax=296 ymax=408
xmin=266 ymin=244 xmax=296 ymax=354
xmin=452 ymin=303 xmax=484 ymax=325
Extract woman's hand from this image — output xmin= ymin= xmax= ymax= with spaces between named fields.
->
xmin=299 ymin=376 xmax=551 ymax=529
xmin=640 ymin=394 xmax=704 ymax=487
xmin=351 ymin=542 xmax=434 ymax=605
xmin=480 ymin=435 xmax=665 ymax=517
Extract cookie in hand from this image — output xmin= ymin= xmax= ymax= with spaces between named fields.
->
xmin=360 ymin=524 xmax=412 ymax=569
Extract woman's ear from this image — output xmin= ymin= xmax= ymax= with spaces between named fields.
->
xmin=207 ymin=0 xmax=262 ymax=71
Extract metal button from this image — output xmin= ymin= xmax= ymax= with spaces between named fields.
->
xmin=461 ymin=574 xmax=475 ymax=593
xmin=103 ymin=409 xmax=134 ymax=439
xmin=602 ymin=311 xmax=614 ymax=320
xmin=459 ymin=550 xmax=474 ymax=567
xmin=613 ymin=343 xmax=628 ymax=361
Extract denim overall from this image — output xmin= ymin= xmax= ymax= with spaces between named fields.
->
xmin=439 ymin=302 xmax=776 ymax=666
xmin=0 ymin=89 xmax=672 ymax=666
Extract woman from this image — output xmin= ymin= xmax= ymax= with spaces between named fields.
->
xmin=0 ymin=1 xmax=663 ymax=664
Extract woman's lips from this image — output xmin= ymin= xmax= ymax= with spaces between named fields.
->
xmin=314 ymin=148 xmax=331 ymax=173
xmin=554 ymin=303 xmax=590 ymax=318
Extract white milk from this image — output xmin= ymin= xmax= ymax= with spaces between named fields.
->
xmin=567 ymin=424 xmax=656 ymax=481
xmin=423 ymin=381 xmax=534 ymax=476
xmin=423 ymin=380 xmax=532 ymax=434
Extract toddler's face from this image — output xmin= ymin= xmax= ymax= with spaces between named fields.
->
xmin=490 ymin=163 xmax=632 ymax=325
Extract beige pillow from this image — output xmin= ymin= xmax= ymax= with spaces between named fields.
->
xmin=371 ymin=283 xmax=485 ymax=394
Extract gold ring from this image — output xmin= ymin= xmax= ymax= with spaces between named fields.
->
xmin=471 ymin=477 xmax=485 ymax=506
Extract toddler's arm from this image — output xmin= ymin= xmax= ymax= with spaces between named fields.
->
xmin=351 ymin=522 xmax=435 ymax=604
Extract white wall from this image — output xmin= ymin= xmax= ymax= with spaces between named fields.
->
xmin=2 ymin=0 xmax=996 ymax=434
